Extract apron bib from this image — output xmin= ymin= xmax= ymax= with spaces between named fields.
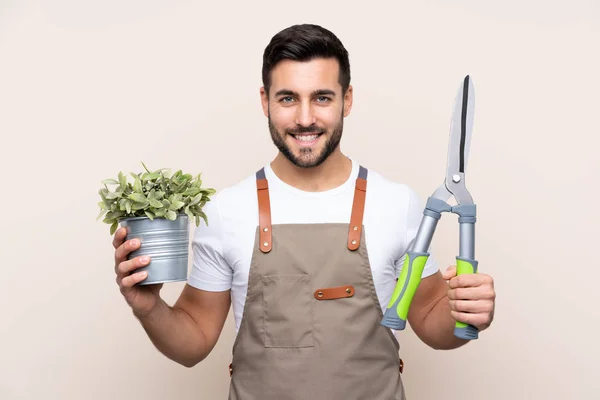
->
xmin=228 ymin=166 xmax=406 ymax=400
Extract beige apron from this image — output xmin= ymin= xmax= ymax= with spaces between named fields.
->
xmin=228 ymin=166 xmax=406 ymax=400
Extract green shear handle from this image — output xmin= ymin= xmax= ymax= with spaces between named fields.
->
xmin=454 ymin=256 xmax=479 ymax=339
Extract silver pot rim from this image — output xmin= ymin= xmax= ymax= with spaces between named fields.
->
xmin=119 ymin=213 xmax=188 ymax=222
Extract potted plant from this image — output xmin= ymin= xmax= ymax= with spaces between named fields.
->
xmin=97 ymin=161 xmax=216 ymax=285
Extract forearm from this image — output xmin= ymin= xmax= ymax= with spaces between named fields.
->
xmin=134 ymin=299 xmax=208 ymax=367
xmin=417 ymin=295 xmax=468 ymax=350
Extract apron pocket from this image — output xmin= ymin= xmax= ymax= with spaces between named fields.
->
xmin=262 ymin=274 xmax=314 ymax=348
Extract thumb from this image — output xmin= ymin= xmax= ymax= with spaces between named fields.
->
xmin=442 ymin=265 xmax=457 ymax=280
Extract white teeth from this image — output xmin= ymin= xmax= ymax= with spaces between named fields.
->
xmin=295 ymin=134 xmax=319 ymax=142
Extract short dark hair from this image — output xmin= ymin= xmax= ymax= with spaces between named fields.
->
xmin=262 ymin=24 xmax=351 ymax=97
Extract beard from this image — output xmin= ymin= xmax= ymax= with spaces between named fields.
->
xmin=268 ymin=111 xmax=343 ymax=169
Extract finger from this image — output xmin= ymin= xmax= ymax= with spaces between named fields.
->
xmin=448 ymin=273 xmax=493 ymax=289
xmin=116 ymin=255 xmax=150 ymax=276
xmin=112 ymin=226 xmax=128 ymax=249
xmin=114 ymin=237 xmax=141 ymax=266
xmin=448 ymin=286 xmax=495 ymax=301
xmin=449 ymin=299 xmax=494 ymax=314
xmin=120 ymin=270 xmax=148 ymax=289
xmin=442 ymin=265 xmax=456 ymax=280
xmin=450 ymin=310 xmax=490 ymax=329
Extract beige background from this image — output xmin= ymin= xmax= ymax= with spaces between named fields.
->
xmin=1 ymin=0 xmax=599 ymax=399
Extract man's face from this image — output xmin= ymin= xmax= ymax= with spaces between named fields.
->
xmin=261 ymin=57 xmax=353 ymax=168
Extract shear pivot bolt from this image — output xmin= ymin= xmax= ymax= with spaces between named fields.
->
xmin=452 ymin=174 xmax=461 ymax=183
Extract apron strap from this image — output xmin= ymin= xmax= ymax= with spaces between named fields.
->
xmin=256 ymin=168 xmax=272 ymax=253
xmin=255 ymin=165 xmax=368 ymax=253
xmin=347 ymin=165 xmax=367 ymax=250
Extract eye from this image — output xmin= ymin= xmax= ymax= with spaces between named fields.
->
xmin=279 ymin=96 xmax=294 ymax=103
xmin=316 ymin=96 xmax=331 ymax=103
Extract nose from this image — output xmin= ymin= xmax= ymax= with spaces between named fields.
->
xmin=294 ymin=101 xmax=316 ymax=127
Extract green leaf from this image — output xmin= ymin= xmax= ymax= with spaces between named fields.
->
xmin=199 ymin=210 xmax=208 ymax=226
xmin=141 ymin=161 xmax=151 ymax=173
xmin=144 ymin=210 xmax=155 ymax=220
xmin=166 ymin=210 xmax=177 ymax=220
xmin=125 ymin=200 xmax=132 ymax=214
xmin=168 ymin=194 xmax=183 ymax=206
xmin=133 ymin=178 xmax=143 ymax=193
xmin=142 ymin=172 xmax=161 ymax=181
xmin=131 ymin=201 xmax=148 ymax=211
xmin=169 ymin=200 xmax=185 ymax=210
xmin=105 ymin=191 xmax=120 ymax=200
xmin=189 ymin=193 xmax=202 ymax=206
xmin=110 ymin=221 xmax=119 ymax=235
xmin=185 ymin=206 xmax=194 ymax=222
xmin=102 ymin=179 xmax=119 ymax=185
xmin=149 ymin=199 xmax=163 ymax=208
xmin=183 ymin=187 xmax=201 ymax=197
xmin=96 ymin=209 xmax=107 ymax=221
xmin=128 ymin=193 xmax=147 ymax=203
xmin=104 ymin=210 xmax=125 ymax=219
xmin=118 ymin=171 xmax=127 ymax=188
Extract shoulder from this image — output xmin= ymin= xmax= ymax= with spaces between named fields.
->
xmin=363 ymin=166 xmax=421 ymax=210
xmin=201 ymin=169 xmax=259 ymax=227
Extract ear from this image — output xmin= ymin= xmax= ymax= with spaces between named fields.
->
xmin=260 ymin=86 xmax=269 ymax=117
xmin=343 ymin=85 xmax=353 ymax=117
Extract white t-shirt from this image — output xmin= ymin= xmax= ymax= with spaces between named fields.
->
xmin=188 ymin=158 xmax=439 ymax=334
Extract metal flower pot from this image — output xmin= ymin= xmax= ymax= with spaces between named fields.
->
xmin=120 ymin=213 xmax=190 ymax=285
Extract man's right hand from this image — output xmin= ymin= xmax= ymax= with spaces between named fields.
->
xmin=113 ymin=226 xmax=163 ymax=317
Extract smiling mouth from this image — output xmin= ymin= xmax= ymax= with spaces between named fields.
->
xmin=291 ymin=133 xmax=322 ymax=142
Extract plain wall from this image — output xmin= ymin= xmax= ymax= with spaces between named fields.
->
xmin=1 ymin=0 xmax=599 ymax=399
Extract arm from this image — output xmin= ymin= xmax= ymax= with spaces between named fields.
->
xmin=134 ymin=285 xmax=230 ymax=368
xmin=406 ymin=271 xmax=467 ymax=350
xmin=128 ymin=194 xmax=233 ymax=367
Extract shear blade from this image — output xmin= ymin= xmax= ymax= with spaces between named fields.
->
xmin=443 ymin=75 xmax=475 ymax=205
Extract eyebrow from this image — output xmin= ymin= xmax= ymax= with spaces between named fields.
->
xmin=274 ymin=89 xmax=336 ymax=97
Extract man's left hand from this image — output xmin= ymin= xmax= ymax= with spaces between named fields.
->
xmin=442 ymin=265 xmax=496 ymax=332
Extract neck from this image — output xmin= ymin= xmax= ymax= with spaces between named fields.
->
xmin=270 ymin=150 xmax=352 ymax=192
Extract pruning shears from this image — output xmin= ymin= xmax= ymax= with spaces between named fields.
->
xmin=381 ymin=75 xmax=479 ymax=340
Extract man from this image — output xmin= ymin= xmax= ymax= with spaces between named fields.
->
xmin=113 ymin=24 xmax=495 ymax=399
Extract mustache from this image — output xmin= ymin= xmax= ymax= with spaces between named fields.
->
xmin=286 ymin=125 xmax=325 ymax=135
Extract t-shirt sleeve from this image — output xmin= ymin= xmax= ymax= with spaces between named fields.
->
xmin=187 ymin=196 xmax=233 ymax=291
xmin=394 ymin=186 xmax=440 ymax=279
